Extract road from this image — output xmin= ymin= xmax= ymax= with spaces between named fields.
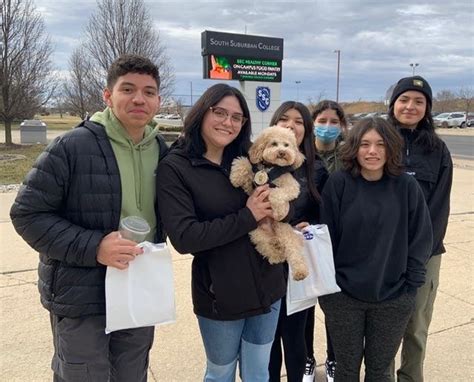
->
xmin=439 ymin=134 xmax=474 ymax=159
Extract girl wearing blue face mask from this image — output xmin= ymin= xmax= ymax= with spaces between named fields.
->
xmin=303 ymin=100 xmax=347 ymax=382
xmin=312 ymin=100 xmax=348 ymax=175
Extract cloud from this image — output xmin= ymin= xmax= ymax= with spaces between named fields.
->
xmin=30 ymin=0 xmax=474 ymax=102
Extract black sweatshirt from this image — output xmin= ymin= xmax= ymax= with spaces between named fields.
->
xmin=156 ymin=148 xmax=286 ymax=320
xmin=400 ymin=128 xmax=453 ymax=256
xmin=289 ymin=158 xmax=328 ymax=226
xmin=321 ymin=171 xmax=433 ymax=303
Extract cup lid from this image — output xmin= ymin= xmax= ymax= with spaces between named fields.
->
xmin=121 ymin=216 xmax=150 ymax=234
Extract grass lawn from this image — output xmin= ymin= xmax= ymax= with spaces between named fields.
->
xmin=0 ymin=143 xmax=46 ymax=184
xmin=0 ymin=114 xmax=81 ymax=131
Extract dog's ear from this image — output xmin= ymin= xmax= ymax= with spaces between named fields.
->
xmin=249 ymin=132 xmax=267 ymax=164
xmin=293 ymin=151 xmax=306 ymax=169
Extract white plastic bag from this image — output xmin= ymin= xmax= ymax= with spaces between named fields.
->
xmin=287 ymin=225 xmax=340 ymax=315
xmin=105 ymin=242 xmax=176 ymax=333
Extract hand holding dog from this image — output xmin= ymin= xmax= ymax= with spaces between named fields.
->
xmin=247 ymin=185 xmax=273 ymax=222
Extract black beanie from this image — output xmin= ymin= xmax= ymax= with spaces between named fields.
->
xmin=389 ymin=75 xmax=432 ymax=108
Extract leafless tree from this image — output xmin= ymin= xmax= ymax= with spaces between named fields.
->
xmin=1 ymin=0 xmax=56 ymax=145
xmin=63 ymin=46 xmax=104 ymax=119
xmin=52 ymin=89 xmax=66 ymax=119
xmin=306 ymin=90 xmax=327 ymax=112
xmin=82 ymin=0 xmax=174 ymax=100
xmin=457 ymin=87 xmax=473 ymax=116
xmin=434 ymin=90 xmax=457 ymax=113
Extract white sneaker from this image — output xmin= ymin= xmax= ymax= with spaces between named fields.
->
xmin=303 ymin=356 xmax=316 ymax=382
xmin=325 ymin=359 xmax=336 ymax=382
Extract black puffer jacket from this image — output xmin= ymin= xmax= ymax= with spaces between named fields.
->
xmin=10 ymin=121 xmax=168 ymax=318
xmin=156 ymin=148 xmax=286 ymax=320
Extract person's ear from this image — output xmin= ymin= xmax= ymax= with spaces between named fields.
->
xmin=103 ymin=88 xmax=113 ymax=108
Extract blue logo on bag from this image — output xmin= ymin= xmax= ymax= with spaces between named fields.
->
xmin=256 ymin=86 xmax=270 ymax=112
xmin=303 ymin=231 xmax=314 ymax=240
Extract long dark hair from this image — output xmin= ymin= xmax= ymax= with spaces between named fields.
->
xmin=388 ymin=96 xmax=441 ymax=152
xmin=340 ymin=117 xmax=403 ymax=177
xmin=182 ymin=83 xmax=251 ymax=166
xmin=270 ymin=101 xmax=321 ymax=202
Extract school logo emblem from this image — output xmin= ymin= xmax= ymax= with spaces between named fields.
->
xmin=256 ymin=86 xmax=270 ymax=112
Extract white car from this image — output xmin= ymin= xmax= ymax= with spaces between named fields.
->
xmin=166 ymin=114 xmax=181 ymax=120
xmin=433 ymin=112 xmax=470 ymax=128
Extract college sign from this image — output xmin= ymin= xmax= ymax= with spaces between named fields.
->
xmin=202 ymin=30 xmax=284 ymax=83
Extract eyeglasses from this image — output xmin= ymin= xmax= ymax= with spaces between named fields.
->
xmin=209 ymin=107 xmax=248 ymax=127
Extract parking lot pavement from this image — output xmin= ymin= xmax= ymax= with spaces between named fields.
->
xmin=1 ymin=163 xmax=473 ymax=381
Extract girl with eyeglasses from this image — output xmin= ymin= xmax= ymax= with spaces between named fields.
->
xmin=156 ymin=83 xmax=286 ymax=381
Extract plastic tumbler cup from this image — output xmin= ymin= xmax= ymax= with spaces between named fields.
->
xmin=119 ymin=216 xmax=151 ymax=243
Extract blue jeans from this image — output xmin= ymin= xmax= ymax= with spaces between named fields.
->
xmin=197 ymin=300 xmax=281 ymax=382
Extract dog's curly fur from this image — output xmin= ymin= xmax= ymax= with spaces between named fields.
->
xmin=230 ymin=126 xmax=308 ymax=280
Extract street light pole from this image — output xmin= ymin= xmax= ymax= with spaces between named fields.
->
xmin=190 ymin=81 xmax=193 ymax=106
xmin=409 ymin=63 xmax=419 ymax=76
xmin=334 ymin=49 xmax=341 ymax=102
xmin=295 ymin=81 xmax=301 ymax=101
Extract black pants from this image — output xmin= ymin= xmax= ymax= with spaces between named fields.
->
xmin=305 ymin=306 xmax=335 ymax=361
xmin=269 ymin=297 xmax=308 ymax=381
xmin=319 ymin=292 xmax=415 ymax=382
xmin=50 ymin=313 xmax=154 ymax=382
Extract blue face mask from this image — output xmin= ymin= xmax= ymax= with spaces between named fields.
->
xmin=314 ymin=125 xmax=341 ymax=144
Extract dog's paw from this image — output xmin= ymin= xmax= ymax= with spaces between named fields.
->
xmin=292 ymin=267 xmax=309 ymax=281
xmin=230 ymin=157 xmax=253 ymax=193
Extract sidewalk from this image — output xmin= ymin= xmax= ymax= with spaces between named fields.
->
xmin=1 ymin=159 xmax=473 ymax=381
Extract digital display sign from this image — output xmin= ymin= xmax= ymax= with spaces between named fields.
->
xmin=203 ymin=55 xmax=282 ymax=82
xmin=202 ymin=30 xmax=283 ymax=83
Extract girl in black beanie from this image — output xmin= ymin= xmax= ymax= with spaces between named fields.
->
xmin=388 ymin=75 xmax=453 ymax=382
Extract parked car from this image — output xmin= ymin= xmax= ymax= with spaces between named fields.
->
xmin=466 ymin=116 xmax=474 ymax=128
xmin=433 ymin=112 xmax=472 ymax=128
xmin=166 ymin=114 xmax=181 ymax=120
xmin=352 ymin=112 xmax=368 ymax=120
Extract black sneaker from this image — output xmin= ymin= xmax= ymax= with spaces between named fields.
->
xmin=303 ymin=356 xmax=316 ymax=382
xmin=325 ymin=359 xmax=336 ymax=382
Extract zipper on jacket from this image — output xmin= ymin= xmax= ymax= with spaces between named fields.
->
xmin=405 ymin=134 xmax=411 ymax=167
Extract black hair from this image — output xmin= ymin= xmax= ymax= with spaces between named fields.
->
xmin=107 ymin=54 xmax=160 ymax=89
xmin=182 ymin=83 xmax=251 ymax=166
xmin=340 ymin=117 xmax=403 ymax=177
xmin=311 ymin=100 xmax=348 ymax=131
xmin=270 ymin=101 xmax=321 ymax=202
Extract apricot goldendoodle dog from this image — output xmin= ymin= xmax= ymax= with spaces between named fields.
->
xmin=230 ymin=126 xmax=308 ymax=280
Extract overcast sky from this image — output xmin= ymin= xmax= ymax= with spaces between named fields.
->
xmin=35 ymin=0 xmax=474 ymax=104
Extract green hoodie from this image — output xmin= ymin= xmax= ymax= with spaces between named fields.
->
xmin=91 ymin=108 xmax=159 ymax=242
